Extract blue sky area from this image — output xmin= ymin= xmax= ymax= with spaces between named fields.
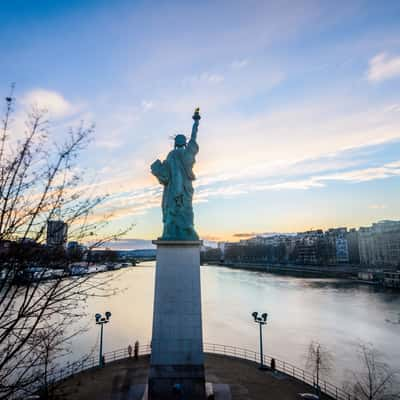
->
xmin=1 ymin=0 xmax=400 ymax=242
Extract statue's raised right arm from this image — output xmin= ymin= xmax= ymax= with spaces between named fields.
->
xmin=191 ymin=119 xmax=199 ymax=142
xmin=191 ymin=107 xmax=201 ymax=142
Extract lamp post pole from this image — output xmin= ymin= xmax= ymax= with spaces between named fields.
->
xmin=251 ymin=311 xmax=268 ymax=370
xmin=259 ymin=321 xmax=264 ymax=367
xmin=99 ymin=323 xmax=104 ymax=367
xmin=95 ymin=311 xmax=112 ymax=368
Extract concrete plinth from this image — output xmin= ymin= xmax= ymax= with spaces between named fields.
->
xmin=149 ymin=240 xmax=205 ymax=400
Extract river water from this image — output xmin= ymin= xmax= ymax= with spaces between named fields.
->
xmin=68 ymin=262 xmax=400 ymax=386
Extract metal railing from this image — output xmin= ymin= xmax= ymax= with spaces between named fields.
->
xmin=202 ymin=343 xmax=351 ymax=400
xmin=48 ymin=344 xmax=152 ymax=383
xmin=49 ymin=343 xmax=351 ymax=400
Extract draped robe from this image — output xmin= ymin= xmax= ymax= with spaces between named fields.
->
xmin=151 ymin=137 xmax=199 ymax=241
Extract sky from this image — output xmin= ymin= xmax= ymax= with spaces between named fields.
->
xmin=1 ymin=0 xmax=400 ymax=243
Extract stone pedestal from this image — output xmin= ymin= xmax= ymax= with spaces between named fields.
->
xmin=148 ymin=240 xmax=205 ymax=400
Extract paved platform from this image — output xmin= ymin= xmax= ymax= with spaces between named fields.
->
xmin=56 ymin=354 xmax=331 ymax=400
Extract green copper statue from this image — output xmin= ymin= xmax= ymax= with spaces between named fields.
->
xmin=151 ymin=108 xmax=201 ymax=241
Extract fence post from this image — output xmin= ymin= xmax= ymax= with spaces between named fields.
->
xmin=292 ymin=366 xmax=295 ymax=377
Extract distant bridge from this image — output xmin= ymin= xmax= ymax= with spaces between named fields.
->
xmin=135 ymin=255 xmax=156 ymax=262
xmin=116 ymin=249 xmax=156 ymax=262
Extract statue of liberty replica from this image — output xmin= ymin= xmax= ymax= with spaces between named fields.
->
xmin=148 ymin=108 xmax=206 ymax=399
xmin=151 ymin=108 xmax=200 ymax=241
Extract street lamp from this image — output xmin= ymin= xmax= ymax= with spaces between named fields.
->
xmin=251 ymin=311 xmax=268 ymax=370
xmin=95 ymin=311 xmax=112 ymax=367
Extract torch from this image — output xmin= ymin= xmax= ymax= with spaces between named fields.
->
xmin=192 ymin=107 xmax=201 ymax=121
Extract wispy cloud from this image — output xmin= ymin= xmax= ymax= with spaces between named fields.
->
xmin=231 ymin=59 xmax=249 ymax=69
xmin=182 ymin=72 xmax=224 ymax=85
xmin=192 ymin=156 xmax=400 ymax=206
xmin=318 ymin=161 xmax=400 ymax=183
xmin=384 ymin=104 xmax=400 ymax=113
xmin=81 ymin=147 xmax=400 ymax=230
xmin=95 ymin=138 xmax=124 ymax=149
xmin=233 ymin=232 xmax=260 ymax=238
xmin=367 ymin=52 xmax=400 ymax=82
xmin=201 ymin=234 xmax=222 ymax=241
xmin=369 ymin=204 xmax=386 ymax=210
xmin=255 ymin=179 xmax=324 ymax=191
xmin=141 ymin=100 xmax=154 ymax=111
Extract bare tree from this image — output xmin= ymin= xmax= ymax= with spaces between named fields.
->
xmin=345 ymin=343 xmax=400 ymax=400
xmin=28 ymin=324 xmax=69 ymax=400
xmin=0 ymin=87 xmax=131 ymax=399
xmin=305 ymin=341 xmax=334 ymax=396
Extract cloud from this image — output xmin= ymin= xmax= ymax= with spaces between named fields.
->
xmin=21 ymin=89 xmax=75 ymax=118
xmin=384 ymin=104 xmax=400 ymax=113
xmin=255 ymin=178 xmax=325 ymax=191
xmin=233 ymin=232 xmax=261 ymax=238
xmin=318 ymin=161 xmax=400 ymax=183
xmin=385 ymin=160 xmax=400 ymax=168
xmin=182 ymin=72 xmax=224 ymax=85
xmin=368 ymin=204 xmax=386 ymax=210
xmin=95 ymin=137 xmax=124 ymax=149
xmin=80 ymin=151 xmax=400 ymax=228
xmin=193 ymin=156 xmax=400 ymax=207
xmin=367 ymin=53 xmax=400 ymax=82
xmin=201 ymin=234 xmax=222 ymax=241
xmin=231 ymin=59 xmax=249 ymax=69
xmin=141 ymin=100 xmax=154 ymax=111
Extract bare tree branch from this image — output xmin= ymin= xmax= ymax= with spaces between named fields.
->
xmin=344 ymin=342 xmax=400 ymax=400
xmin=0 ymin=87 xmax=133 ymax=399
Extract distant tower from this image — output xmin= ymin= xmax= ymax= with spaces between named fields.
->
xmin=46 ymin=220 xmax=68 ymax=248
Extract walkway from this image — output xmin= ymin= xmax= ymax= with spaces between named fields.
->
xmin=56 ymin=353 xmax=333 ymax=400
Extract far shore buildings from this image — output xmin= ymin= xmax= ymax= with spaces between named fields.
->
xmin=216 ymin=220 xmax=400 ymax=269
xmin=358 ymin=220 xmax=400 ymax=267
xmin=46 ymin=220 xmax=68 ymax=248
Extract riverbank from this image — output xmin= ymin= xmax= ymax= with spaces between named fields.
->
xmin=0 ymin=261 xmax=136 ymax=284
xmin=203 ymin=262 xmax=400 ymax=291
xmin=204 ymin=261 xmax=361 ymax=278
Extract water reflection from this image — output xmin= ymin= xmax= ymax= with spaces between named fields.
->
xmin=68 ymin=263 xmax=400 ymax=387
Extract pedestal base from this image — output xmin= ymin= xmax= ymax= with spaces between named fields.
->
xmin=149 ymin=365 xmax=205 ymax=400
xmin=149 ymin=240 xmax=205 ymax=400
xmin=138 ymin=382 xmax=231 ymax=400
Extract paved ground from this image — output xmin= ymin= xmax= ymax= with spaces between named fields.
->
xmin=56 ymin=354 xmax=331 ymax=400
